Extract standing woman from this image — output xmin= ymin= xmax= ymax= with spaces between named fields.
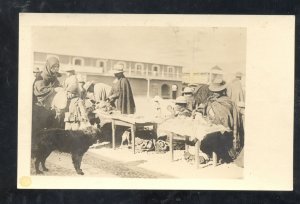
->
xmin=108 ymin=64 xmax=135 ymax=114
xmin=33 ymin=56 xmax=62 ymax=108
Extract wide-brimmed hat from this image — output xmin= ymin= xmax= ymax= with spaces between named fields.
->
xmin=33 ymin=67 xmax=42 ymax=73
xmin=209 ymin=79 xmax=227 ymax=92
xmin=183 ymin=87 xmax=193 ymax=93
xmin=83 ymin=81 xmax=94 ymax=91
xmin=112 ymin=64 xmax=125 ymax=74
xmin=64 ymin=67 xmax=75 ymax=72
xmin=175 ymin=96 xmax=187 ymax=104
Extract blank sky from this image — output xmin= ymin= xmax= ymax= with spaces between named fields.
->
xmin=32 ymin=26 xmax=246 ymax=74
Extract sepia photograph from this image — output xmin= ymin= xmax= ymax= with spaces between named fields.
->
xmin=18 ymin=14 xmax=294 ymax=190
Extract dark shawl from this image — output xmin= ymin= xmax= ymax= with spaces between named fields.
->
xmin=41 ymin=57 xmax=60 ymax=87
xmin=109 ymin=76 xmax=135 ymax=114
xmin=194 ymin=84 xmax=213 ymax=106
xmin=33 ymin=57 xmax=61 ymax=108
xmin=32 ymin=75 xmax=43 ymax=105
xmin=207 ymin=95 xmax=241 ymax=151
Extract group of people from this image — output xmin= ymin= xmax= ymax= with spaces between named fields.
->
xmin=32 ymin=57 xmax=136 ymax=131
xmin=153 ymin=73 xmax=245 ymax=164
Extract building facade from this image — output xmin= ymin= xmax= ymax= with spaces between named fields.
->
xmin=33 ymin=52 xmax=183 ymax=99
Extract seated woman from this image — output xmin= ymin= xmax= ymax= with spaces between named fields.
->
xmin=199 ymin=79 xmax=241 ymax=163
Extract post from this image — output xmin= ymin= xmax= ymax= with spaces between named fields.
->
xmin=112 ymin=120 xmax=116 ymax=149
xmin=170 ymin=133 xmax=174 ymax=161
xmin=131 ymin=124 xmax=136 ymax=154
xmin=195 ymin=140 xmax=200 ymax=169
xmin=147 ymin=78 xmax=150 ymax=99
xmin=213 ymin=152 xmax=218 ymax=167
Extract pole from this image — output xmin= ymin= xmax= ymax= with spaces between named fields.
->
xmin=147 ymin=78 xmax=150 ymax=99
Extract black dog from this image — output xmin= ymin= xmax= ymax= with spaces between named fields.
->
xmin=32 ymin=126 xmax=101 ymax=175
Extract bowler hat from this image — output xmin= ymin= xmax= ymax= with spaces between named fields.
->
xmin=209 ymin=79 xmax=227 ymax=92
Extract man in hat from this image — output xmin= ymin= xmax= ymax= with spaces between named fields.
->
xmin=226 ymin=72 xmax=245 ymax=108
xmin=108 ymin=64 xmax=135 ymax=114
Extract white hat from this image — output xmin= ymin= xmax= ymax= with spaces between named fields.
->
xmin=175 ymin=96 xmax=187 ymax=104
xmin=112 ymin=64 xmax=125 ymax=74
xmin=209 ymin=78 xmax=227 ymax=92
xmin=183 ymin=87 xmax=193 ymax=93
xmin=64 ymin=67 xmax=75 ymax=72
xmin=153 ymin=95 xmax=161 ymax=102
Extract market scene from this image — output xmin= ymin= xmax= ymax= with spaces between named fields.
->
xmin=30 ymin=27 xmax=245 ymax=178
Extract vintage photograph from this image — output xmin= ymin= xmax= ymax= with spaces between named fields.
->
xmin=30 ymin=26 xmax=245 ymax=179
xmin=18 ymin=14 xmax=294 ymax=190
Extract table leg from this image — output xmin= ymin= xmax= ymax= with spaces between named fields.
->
xmin=195 ymin=140 xmax=200 ymax=169
xmin=112 ymin=120 xmax=115 ymax=150
xmin=170 ymin=133 xmax=174 ymax=161
xmin=185 ymin=136 xmax=189 ymax=151
xmin=153 ymin=123 xmax=158 ymax=137
xmin=131 ymin=124 xmax=136 ymax=154
xmin=213 ymin=152 xmax=218 ymax=167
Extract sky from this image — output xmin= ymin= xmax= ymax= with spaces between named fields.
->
xmin=32 ymin=26 xmax=246 ymax=75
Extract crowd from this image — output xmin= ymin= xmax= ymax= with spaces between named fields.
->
xmin=152 ymin=73 xmax=245 ymax=165
xmin=32 ymin=56 xmax=245 ymax=167
xmin=32 ymin=57 xmax=136 ymax=132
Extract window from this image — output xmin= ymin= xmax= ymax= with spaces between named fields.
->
xmin=151 ymin=65 xmax=160 ymax=76
xmin=134 ymin=63 xmax=144 ymax=76
xmin=167 ymin=66 xmax=174 ymax=77
xmin=96 ymin=59 xmax=106 ymax=69
xmin=72 ymin=57 xmax=84 ymax=66
xmin=75 ymin=59 xmax=81 ymax=66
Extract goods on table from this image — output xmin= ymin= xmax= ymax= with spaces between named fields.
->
xmin=159 ymin=117 xmax=229 ymax=140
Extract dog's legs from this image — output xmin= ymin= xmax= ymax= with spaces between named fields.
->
xmin=77 ymin=154 xmax=83 ymax=171
xmin=72 ymin=153 xmax=84 ymax=175
xmin=34 ymin=156 xmax=43 ymax=174
xmin=41 ymin=150 xmax=52 ymax=172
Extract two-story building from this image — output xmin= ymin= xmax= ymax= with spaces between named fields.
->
xmin=33 ymin=52 xmax=183 ymax=99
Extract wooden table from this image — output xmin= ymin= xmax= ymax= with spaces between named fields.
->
xmin=159 ymin=118 xmax=228 ymax=169
xmin=94 ymin=111 xmax=157 ymax=154
xmin=169 ymin=133 xmax=218 ymax=169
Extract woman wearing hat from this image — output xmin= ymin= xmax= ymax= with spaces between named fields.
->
xmin=198 ymin=79 xmax=242 ymax=163
xmin=108 ymin=64 xmax=135 ymax=114
xmin=172 ymin=96 xmax=192 ymax=118
xmin=183 ymin=87 xmax=196 ymax=111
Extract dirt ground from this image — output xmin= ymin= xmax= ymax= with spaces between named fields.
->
xmin=30 ymin=97 xmax=243 ymax=179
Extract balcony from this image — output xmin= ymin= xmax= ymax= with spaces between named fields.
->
xmin=33 ymin=61 xmax=182 ymax=81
